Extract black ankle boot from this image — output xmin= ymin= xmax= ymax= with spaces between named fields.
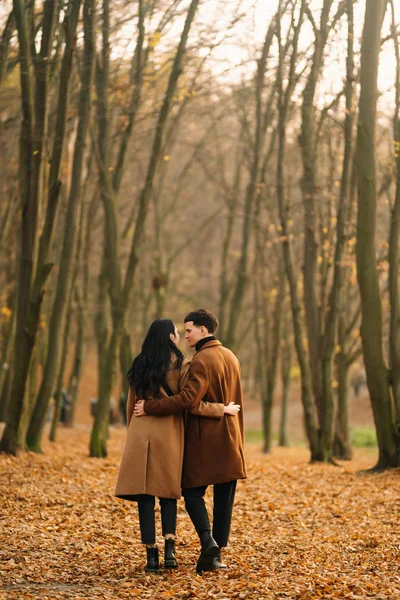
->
xmin=212 ymin=550 xmax=227 ymax=569
xmin=164 ymin=538 xmax=178 ymax=568
xmin=196 ymin=532 xmax=219 ymax=574
xmin=145 ymin=547 xmax=159 ymax=572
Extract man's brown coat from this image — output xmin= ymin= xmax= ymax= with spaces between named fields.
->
xmin=144 ymin=340 xmax=247 ymax=488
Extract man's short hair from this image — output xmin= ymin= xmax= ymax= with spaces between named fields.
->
xmin=184 ymin=308 xmax=219 ymax=334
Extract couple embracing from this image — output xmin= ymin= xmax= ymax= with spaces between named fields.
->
xmin=115 ymin=309 xmax=246 ymax=574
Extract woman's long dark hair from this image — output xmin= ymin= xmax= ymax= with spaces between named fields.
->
xmin=128 ymin=319 xmax=184 ymax=398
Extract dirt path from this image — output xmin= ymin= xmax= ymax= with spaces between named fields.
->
xmin=1 ymin=427 xmax=399 ymax=599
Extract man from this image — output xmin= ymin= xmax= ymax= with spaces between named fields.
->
xmin=134 ymin=308 xmax=246 ymax=573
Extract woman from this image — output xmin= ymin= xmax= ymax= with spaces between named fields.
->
xmin=115 ymin=319 xmax=239 ymax=572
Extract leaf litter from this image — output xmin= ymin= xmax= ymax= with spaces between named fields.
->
xmin=0 ymin=427 xmax=399 ymax=599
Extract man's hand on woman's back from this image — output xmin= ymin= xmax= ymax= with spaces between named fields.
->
xmin=223 ymin=402 xmax=240 ymax=416
xmin=133 ymin=400 xmax=145 ymax=417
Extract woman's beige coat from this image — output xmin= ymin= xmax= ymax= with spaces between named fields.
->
xmin=115 ymin=357 xmax=224 ymax=500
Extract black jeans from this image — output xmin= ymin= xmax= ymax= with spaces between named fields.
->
xmin=137 ymin=495 xmax=177 ymax=545
xmin=183 ymin=480 xmax=237 ymax=548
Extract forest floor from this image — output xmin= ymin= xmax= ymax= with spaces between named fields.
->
xmin=0 ymin=427 xmax=399 ymax=600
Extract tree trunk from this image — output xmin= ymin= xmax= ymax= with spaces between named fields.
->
xmin=0 ymin=367 xmax=12 ymax=424
xmin=65 ymin=287 xmax=84 ymax=428
xmin=388 ymin=0 xmax=400 ymax=421
xmin=0 ymin=0 xmax=58 ymax=455
xmin=320 ymin=0 xmax=355 ymax=462
xmin=65 ymin=187 xmax=99 ymax=429
xmin=299 ymin=0 xmax=345 ymax=424
xmin=26 ymin=0 xmax=95 ymax=452
xmin=119 ymin=328 xmax=132 ymax=421
xmin=0 ymin=10 xmax=15 ymax=84
xmin=263 ymin=267 xmax=285 ymax=453
xmin=253 ymin=262 xmax=269 ymax=453
xmin=276 ymin=0 xmax=320 ymax=460
xmin=333 ymin=315 xmax=352 ymax=460
xmin=89 ymin=0 xmax=128 ymax=458
xmin=356 ymin=0 xmax=398 ymax=468
xmin=0 ymin=192 xmax=15 ymax=251
xmin=224 ymin=17 xmax=276 ymax=350
xmin=49 ymin=297 xmax=74 ymax=442
xmin=152 ymin=193 xmax=169 ymax=318
xmin=0 ymin=307 xmax=15 ymax=419
xmin=219 ymin=137 xmax=243 ymax=342
xmin=19 ymin=343 xmax=39 ymax=450
xmin=90 ymin=0 xmax=201 ymax=457
xmin=279 ymin=318 xmax=292 ymax=447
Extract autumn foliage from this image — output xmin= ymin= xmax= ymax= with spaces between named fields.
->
xmin=1 ymin=428 xmax=399 ymax=599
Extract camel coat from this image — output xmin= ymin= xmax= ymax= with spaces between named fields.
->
xmin=115 ymin=357 xmax=224 ymax=500
xmin=143 ymin=340 xmax=247 ymax=488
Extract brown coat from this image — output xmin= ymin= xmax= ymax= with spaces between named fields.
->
xmin=144 ymin=340 xmax=247 ymax=488
xmin=115 ymin=357 xmax=224 ymax=500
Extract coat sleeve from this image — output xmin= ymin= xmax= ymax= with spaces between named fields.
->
xmin=238 ymin=384 xmax=245 ymax=442
xmin=178 ymin=359 xmax=223 ymax=418
xmin=126 ymin=387 xmax=136 ymax=426
xmin=144 ymin=359 xmax=209 ymax=416
xmin=236 ymin=361 xmax=245 ymax=442
xmin=190 ymin=401 xmax=224 ymax=418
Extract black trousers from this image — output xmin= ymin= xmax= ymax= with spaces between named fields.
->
xmin=183 ymin=480 xmax=237 ymax=548
xmin=136 ymin=495 xmax=177 ymax=545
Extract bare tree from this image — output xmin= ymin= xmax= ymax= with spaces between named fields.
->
xmin=25 ymin=0 xmax=96 ymax=452
xmin=223 ymin=11 xmax=278 ymax=351
xmin=299 ymin=0 xmax=346 ymax=432
xmin=0 ymin=0 xmax=70 ymax=455
xmin=388 ymin=0 xmax=400 ymax=422
xmin=279 ymin=311 xmax=292 ymax=447
xmin=276 ymin=0 xmax=320 ymax=459
xmin=319 ymin=0 xmax=355 ymax=461
xmin=0 ymin=9 xmax=15 ymax=85
xmin=355 ymin=0 xmax=398 ymax=469
xmin=90 ymin=0 xmax=201 ymax=457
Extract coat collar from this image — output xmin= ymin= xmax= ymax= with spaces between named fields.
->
xmin=194 ymin=339 xmax=222 ymax=355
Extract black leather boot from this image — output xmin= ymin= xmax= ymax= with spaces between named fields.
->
xmin=145 ymin=547 xmax=159 ymax=573
xmin=164 ymin=538 xmax=178 ymax=569
xmin=212 ymin=550 xmax=227 ymax=569
xmin=196 ymin=532 xmax=219 ymax=574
